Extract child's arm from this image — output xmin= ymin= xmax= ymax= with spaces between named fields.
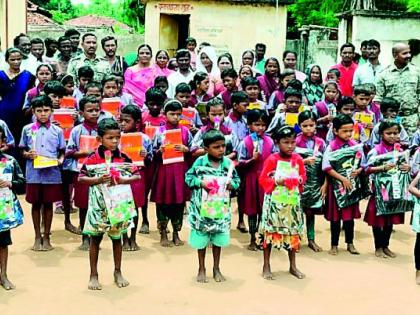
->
xmin=78 ymin=173 xmax=111 ymax=186
xmin=191 ymin=130 xmax=205 ymax=157
xmin=139 ymin=134 xmax=153 ymax=165
xmin=19 ymin=127 xmax=37 ymax=160
xmin=409 ymin=172 xmax=420 ymax=198
xmin=323 ymin=146 xmax=352 ymax=190
xmin=11 ymin=158 xmax=25 ymax=191
xmin=185 ymin=160 xmax=202 ymax=189
xmin=174 ymin=129 xmax=192 ymax=154
xmin=258 ymin=155 xmax=277 ymax=194
xmin=116 ymin=174 xmax=141 ymax=185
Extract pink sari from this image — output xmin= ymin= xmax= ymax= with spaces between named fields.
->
xmin=123 ymin=65 xmax=156 ymax=107
xmin=152 ymin=63 xmax=174 ymax=77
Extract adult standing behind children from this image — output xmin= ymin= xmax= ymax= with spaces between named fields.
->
xmin=67 ymin=33 xmax=111 ymax=84
xmin=123 ymin=44 xmax=155 ymax=108
xmin=282 ymin=51 xmax=307 ymax=83
xmin=56 ymin=36 xmax=73 ymax=76
xmin=375 ymin=42 xmax=420 ymax=136
xmin=329 ymin=43 xmax=358 ymax=97
xmin=353 ymin=39 xmax=384 ymax=86
xmin=167 ymin=49 xmax=196 ymax=98
xmin=101 ymin=36 xmax=128 ymax=77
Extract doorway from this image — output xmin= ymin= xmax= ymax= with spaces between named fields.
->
xmin=159 ymin=13 xmax=190 ymax=57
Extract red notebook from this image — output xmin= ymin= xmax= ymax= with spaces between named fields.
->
xmin=162 ymin=129 xmax=184 ymax=165
xmin=120 ymin=133 xmax=144 ymax=166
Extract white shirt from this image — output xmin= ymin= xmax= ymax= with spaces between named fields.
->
xmin=166 ymin=69 xmax=195 ymax=98
xmin=352 ymin=61 xmax=384 ymax=86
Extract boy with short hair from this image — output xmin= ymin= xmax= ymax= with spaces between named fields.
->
xmin=352 ymin=84 xmax=377 ymax=138
xmin=175 ymin=82 xmax=203 ymax=134
xmin=186 ymin=129 xmax=240 ymax=283
xmin=142 ymin=87 xmax=166 ymax=127
xmin=0 ymin=125 xmax=25 ymax=290
xmin=74 ymin=66 xmax=94 ymax=103
xmin=223 ymin=91 xmax=249 ymax=140
xmin=220 ymin=69 xmax=239 ymax=112
xmin=20 ymin=95 xmax=66 ymax=251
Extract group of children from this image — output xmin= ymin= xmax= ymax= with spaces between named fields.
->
xmin=1 ymin=56 xmax=420 ymax=291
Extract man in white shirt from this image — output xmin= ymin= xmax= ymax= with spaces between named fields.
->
xmin=167 ymin=49 xmax=195 ymax=98
xmin=353 ymin=39 xmax=384 ymax=86
xmin=23 ymin=37 xmax=46 ymax=75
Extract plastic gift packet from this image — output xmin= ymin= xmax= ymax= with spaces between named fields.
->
xmin=200 ymin=176 xmax=229 ymax=219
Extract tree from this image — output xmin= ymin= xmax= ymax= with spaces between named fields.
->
xmin=289 ymin=0 xmax=345 ymax=27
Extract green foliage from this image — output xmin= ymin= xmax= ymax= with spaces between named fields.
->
xmin=290 ymin=0 xmax=345 ymax=27
xmin=407 ymin=0 xmax=420 ymax=12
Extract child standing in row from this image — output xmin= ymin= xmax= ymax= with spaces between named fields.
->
xmin=20 ymin=96 xmax=65 ymax=251
xmin=259 ymin=126 xmax=306 ymax=280
xmin=0 ymin=126 xmax=25 ymax=290
xmin=237 ymin=110 xmax=275 ymax=251
xmin=314 ymin=81 xmax=339 ymax=140
xmin=151 ymin=100 xmax=192 ymax=247
xmin=79 ymin=118 xmax=140 ymax=290
xmin=119 ymin=105 xmax=153 ymax=251
xmin=186 ymin=129 xmax=240 ymax=283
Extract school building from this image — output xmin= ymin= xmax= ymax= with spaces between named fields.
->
xmin=143 ymin=0 xmax=292 ymax=66
xmin=0 ymin=0 xmax=27 ymax=50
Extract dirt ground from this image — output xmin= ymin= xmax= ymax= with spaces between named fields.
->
xmin=1 ymin=198 xmax=419 ymax=315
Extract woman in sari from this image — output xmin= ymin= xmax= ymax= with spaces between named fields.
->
xmin=153 ymin=50 xmax=174 ymax=78
xmin=196 ymin=46 xmax=220 ymax=97
xmin=0 ymin=48 xmax=35 ymax=144
xmin=123 ymin=44 xmax=155 ymax=108
xmin=214 ymin=53 xmax=234 ymax=95
xmin=302 ymin=64 xmax=324 ymax=107
xmin=257 ymin=57 xmax=281 ymax=104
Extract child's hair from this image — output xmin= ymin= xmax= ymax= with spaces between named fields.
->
xmin=186 ymin=37 xmax=197 ymax=45
xmin=380 ymin=97 xmax=400 ymax=114
xmin=298 ymin=110 xmax=317 ymax=124
xmin=175 ymin=82 xmax=192 ymax=94
xmin=378 ymin=120 xmax=401 ymax=135
xmin=241 ymin=76 xmax=259 ymax=90
xmin=145 ymin=87 xmax=166 ymax=105
xmin=43 ymin=80 xmax=65 ymax=97
xmin=247 ymin=109 xmax=269 ymax=125
xmin=324 ymin=80 xmax=339 ymax=91
xmin=271 ymin=126 xmax=296 ymax=141
xmin=98 ymin=118 xmax=120 ymax=137
xmin=85 ymin=81 xmax=103 ymax=93
xmin=206 ymin=97 xmax=224 ymax=113
xmin=79 ymin=95 xmax=100 ymax=112
xmin=337 ymin=96 xmax=354 ymax=111
xmin=286 ymin=79 xmax=302 ymax=91
xmin=0 ymin=125 xmax=6 ymax=141
xmin=189 ymin=71 xmax=208 ymax=90
xmin=231 ymin=91 xmax=248 ymax=105
xmin=31 ymin=95 xmax=53 ymax=109
xmin=280 ymin=68 xmax=295 ymax=81
xmin=78 ymin=66 xmax=94 ymax=80
xmin=203 ymin=129 xmax=225 ymax=148
xmin=327 ymin=68 xmax=340 ymax=79
xmin=364 ymin=82 xmax=376 ymax=94
xmin=284 ymin=87 xmax=302 ymax=101
xmin=101 ymin=75 xmax=118 ymax=87
xmin=121 ymin=104 xmax=142 ymax=122
xmin=353 ymin=84 xmax=371 ymax=96
xmin=221 ymin=68 xmax=238 ymax=79
xmin=154 ymin=75 xmax=168 ymax=86
xmin=59 ymin=74 xmax=74 ymax=86
xmin=332 ymin=114 xmax=354 ymax=131
xmin=36 ymin=63 xmax=53 ymax=75
xmin=163 ymin=100 xmax=183 ymax=113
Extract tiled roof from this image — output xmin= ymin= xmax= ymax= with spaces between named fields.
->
xmin=64 ymin=15 xmax=132 ymax=31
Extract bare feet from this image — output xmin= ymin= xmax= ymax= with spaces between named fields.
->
xmin=383 ymin=247 xmax=396 ymax=258
xmin=416 ymin=270 xmax=420 ymax=285
xmin=114 ymin=270 xmax=129 ymax=288
xmin=173 ymin=231 xmax=184 ymax=246
xmin=237 ymin=222 xmax=248 ymax=233
xmin=160 ymin=232 xmax=172 ymax=247
xmin=42 ymin=238 xmax=54 ymax=251
xmin=289 ymin=266 xmax=305 ymax=279
xmin=54 ymin=205 xmax=64 ymax=214
xmin=196 ymin=268 xmax=208 ymax=283
xmin=262 ymin=264 xmax=274 ymax=280
xmin=248 ymin=242 xmax=258 ymax=251
xmin=32 ymin=238 xmax=43 ymax=251
xmin=0 ymin=275 xmax=15 ymax=290
xmin=308 ymin=240 xmax=323 ymax=252
xmin=139 ymin=222 xmax=149 ymax=234
xmin=213 ymin=268 xmax=226 ymax=282
xmin=65 ymin=222 xmax=81 ymax=235
xmin=347 ymin=244 xmax=360 ymax=255
xmin=122 ymin=239 xmax=131 ymax=252
xmin=375 ymin=248 xmax=387 ymax=258
xmin=130 ymin=240 xmax=140 ymax=251
xmin=78 ymin=237 xmax=90 ymax=251
xmin=88 ymin=275 xmax=102 ymax=290
xmin=328 ymin=246 xmax=338 ymax=255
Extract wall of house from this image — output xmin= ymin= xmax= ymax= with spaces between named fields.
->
xmin=338 ymin=11 xmax=420 ymax=66
xmin=145 ymin=0 xmax=288 ymax=68
xmin=0 ymin=0 xmax=27 ymax=50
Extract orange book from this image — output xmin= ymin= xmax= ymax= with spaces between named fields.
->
xmin=78 ymin=135 xmax=100 ymax=168
xmin=52 ymin=109 xmax=75 ymax=141
xmin=145 ymin=125 xmax=158 ymax=140
xmin=179 ymin=108 xmax=196 ymax=129
xmin=162 ymin=129 xmax=184 ymax=165
xmin=101 ymin=97 xmax=121 ymax=116
xmin=120 ymin=133 xmax=144 ymax=166
xmin=60 ymin=96 xmax=76 ymax=109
